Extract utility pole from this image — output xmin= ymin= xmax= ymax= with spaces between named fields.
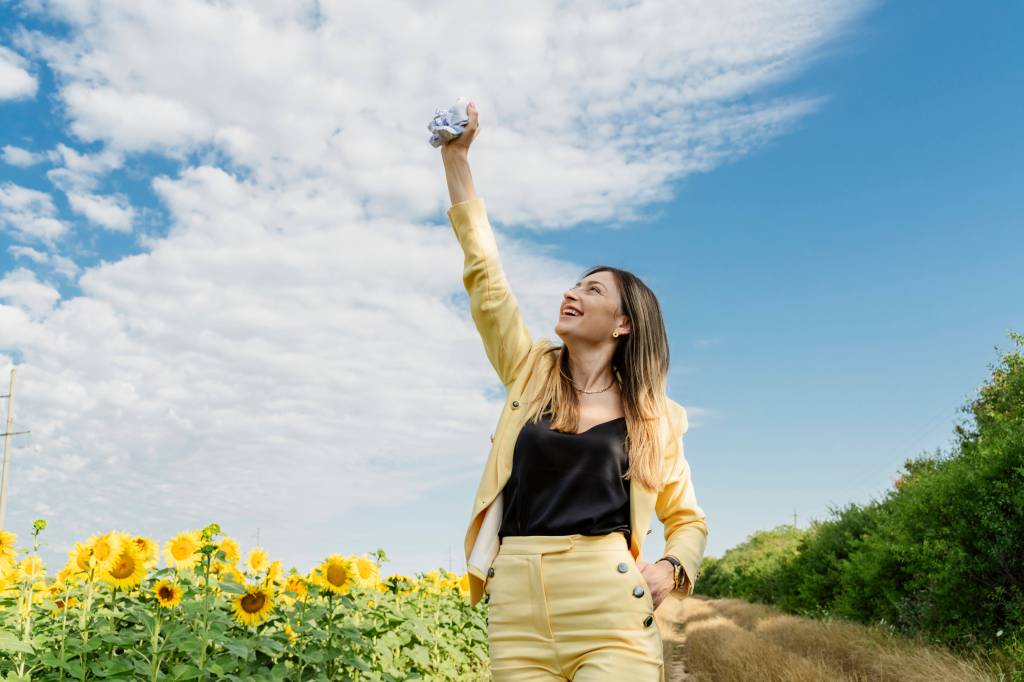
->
xmin=1 ymin=369 xmax=31 ymax=531
xmin=792 ymin=509 xmax=798 ymax=528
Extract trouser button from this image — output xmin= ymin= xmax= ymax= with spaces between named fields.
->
xmin=643 ymin=614 xmax=654 ymax=627
xmin=616 ymin=562 xmax=629 ymax=573
xmin=632 ymin=585 xmax=645 ymax=598
xmin=487 ymin=566 xmax=495 ymax=577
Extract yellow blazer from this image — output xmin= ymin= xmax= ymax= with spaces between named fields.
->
xmin=447 ymin=196 xmax=708 ymax=608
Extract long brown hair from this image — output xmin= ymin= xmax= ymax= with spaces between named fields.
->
xmin=522 ymin=265 xmax=670 ymax=492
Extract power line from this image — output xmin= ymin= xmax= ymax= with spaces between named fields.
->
xmin=1 ymin=368 xmax=31 ymax=531
xmin=828 ymin=403 xmax=953 ymax=508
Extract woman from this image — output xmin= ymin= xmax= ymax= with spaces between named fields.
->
xmin=439 ymin=100 xmax=708 ymax=681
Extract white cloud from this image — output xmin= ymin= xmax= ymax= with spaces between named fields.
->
xmin=0 ymin=268 xmax=60 ymax=316
xmin=0 ymin=46 xmax=38 ymax=100
xmin=8 ymin=245 xmax=49 ymax=263
xmin=46 ymin=143 xmax=125 ymax=193
xmin=2 ymin=145 xmax=54 ymax=167
xmin=9 ymin=245 xmax=82 ymax=279
xmin=1 ymin=0 xmax=873 ymax=575
xmin=66 ymin=191 xmax=135 ymax=232
xmin=0 ymin=182 xmax=69 ymax=243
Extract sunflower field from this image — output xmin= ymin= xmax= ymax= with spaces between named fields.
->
xmin=0 ymin=520 xmax=489 ymax=681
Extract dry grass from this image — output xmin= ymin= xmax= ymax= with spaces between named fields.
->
xmin=664 ymin=597 xmax=999 ymax=682
xmin=680 ymin=600 xmax=853 ymax=681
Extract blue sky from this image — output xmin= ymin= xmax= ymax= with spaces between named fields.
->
xmin=0 ymin=0 xmax=1020 ymax=578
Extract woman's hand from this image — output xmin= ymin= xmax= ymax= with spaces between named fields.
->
xmin=638 ymin=559 xmax=676 ymax=611
xmin=440 ymin=100 xmax=479 ymax=159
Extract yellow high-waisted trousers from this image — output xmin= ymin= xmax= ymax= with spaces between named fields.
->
xmin=485 ymin=531 xmax=664 ymax=681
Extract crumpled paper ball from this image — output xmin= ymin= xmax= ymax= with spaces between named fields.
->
xmin=427 ymin=96 xmax=471 ymax=147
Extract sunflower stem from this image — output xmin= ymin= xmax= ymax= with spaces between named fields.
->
xmin=197 ymin=550 xmax=213 ymax=680
xmin=56 ymin=578 xmax=72 ymax=681
xmin=78 ymin=567 xmax=97 ymax=682
xmin=150 ymin=609 xmax=162 ymax=682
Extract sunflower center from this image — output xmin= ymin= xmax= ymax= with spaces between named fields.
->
xmin=326 ymin=564 xmax=348 ymax=586
xmin=241 ymin=591 xmax=267 ymax=613
xmin=158 ymin=586 xmax=174 ymax=600
xmin=172 ymin=542 xmax=193 ymax=560
xmin=110 ymin=554 xmax=136 ymax=579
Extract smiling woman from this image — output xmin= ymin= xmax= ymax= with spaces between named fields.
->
xmin=439 ymin=100 xmax=707 ymax=682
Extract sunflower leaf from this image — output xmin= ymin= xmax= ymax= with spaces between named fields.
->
xmin=171 ymin=662 xmax=203 ymax=680
xmin=0 ymin=629 xmax=33 ymax=654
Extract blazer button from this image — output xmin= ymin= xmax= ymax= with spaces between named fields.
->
xmin=483 ymin=592 xmax=490 ymax=604
xmin=511 ymin=400 xmax=520 ymax=408
xmin=487 ymin=566 xmax=495 ymax=578
xmin=643 ymin=614 xmax=654 ymax=627
xmin=616 ymin=562 xmax=629 ymax=573
xmin=489 ymin=433 xmax=495 ymax=443
xmin=633 ymin=585 xmax=645 ymax=598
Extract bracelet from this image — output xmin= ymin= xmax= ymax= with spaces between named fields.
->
xmin=657 ymin=555 xmax=683 ymax=590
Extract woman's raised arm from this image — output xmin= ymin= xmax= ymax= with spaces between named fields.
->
xmin=441 ymin=102 xmax=534 ymax=388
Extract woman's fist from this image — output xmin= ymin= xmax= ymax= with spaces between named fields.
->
xmin=442 ymin=100 xmax=479 ymax=156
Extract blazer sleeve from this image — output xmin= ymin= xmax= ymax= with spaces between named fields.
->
xmin=447 ymin=197 xmax=534 ymax=388
xmin=655 ymin=407 xmax=708 ymax=597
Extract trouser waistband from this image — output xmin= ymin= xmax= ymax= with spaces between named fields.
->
xmin=497 ymin=531 xmax=628 ymax=555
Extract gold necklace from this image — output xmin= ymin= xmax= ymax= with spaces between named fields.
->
xmin=571 ymin=375 xmax=617 ymax=394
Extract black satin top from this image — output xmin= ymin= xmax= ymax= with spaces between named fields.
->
xmin=498 ymin=412 xmax=631 ymax=548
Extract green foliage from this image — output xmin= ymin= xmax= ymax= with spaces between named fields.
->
xmin=696 ymin=331 xmax=1024 ymax=674
xmin=697 ymin=525 xmax=806 ymax=604
xmin=0 ymin=529 xmax=489 ymax=681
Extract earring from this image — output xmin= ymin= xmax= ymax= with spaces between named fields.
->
xmin=612 ymin=330 xmax=619 ymax=338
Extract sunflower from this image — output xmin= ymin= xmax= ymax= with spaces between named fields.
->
xmin=18 ymin=555 xmax=46 ymax=582
xmin=280 ymin=574 xmax=308 ymax=605
xmin=55 ymin=565 xmax=78 ymax=588
xmin=163 ymin=531 xmax=202 ymax=570
xmin=384 ymin=574 xmax=416 ymax=597
xmin=86 ymin=532 xmax=124 ymax=572
xmin=0 ymin=563 xmax=19 ymax=593
xmin=216 ymin=537 xmax=241 ymax=564
xmin=352 ymin=554 xmax=380 ymax=589
xmin=52 ymin=595 xmax=80 ymax=614
xmin=231 ymin=584 xmax=275 ymax=626
xmin=153 ymin=579 xmax=184 ymax=608
xmin=67 ymin=541 xmax=93 ymax=574
xmin=209 ymin=560 xmax=231 ymax=577
xmin=458 ymin=573 xmax=470 ymax=597
xmin=282 ymin=623 xmax=298 ymax=643
xmin=246 ymin=547 xmax=269 ymax=574
xmin=0 ymin=530 xmax=16 ymax=566
xmin=421 ymin=569 xmax=443 ymax=595
xmin=264 ymin=560 xmax=283 ymax=586
xmin=132 ymin=536 xmax=160 ymax=569
xmin=44 ymin=580 xmax=71 ymax=608
xmin=101 ymin=544 xmax=148 ymax=590
xmin=312 ymin=554 xmax=354 ymax=596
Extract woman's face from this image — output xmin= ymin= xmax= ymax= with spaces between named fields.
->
xmin=555 ymin=270 xmax=630 ymax=343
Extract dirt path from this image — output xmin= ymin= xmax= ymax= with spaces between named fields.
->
xmin=656 ymin=595 xmax=998 ymax=682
